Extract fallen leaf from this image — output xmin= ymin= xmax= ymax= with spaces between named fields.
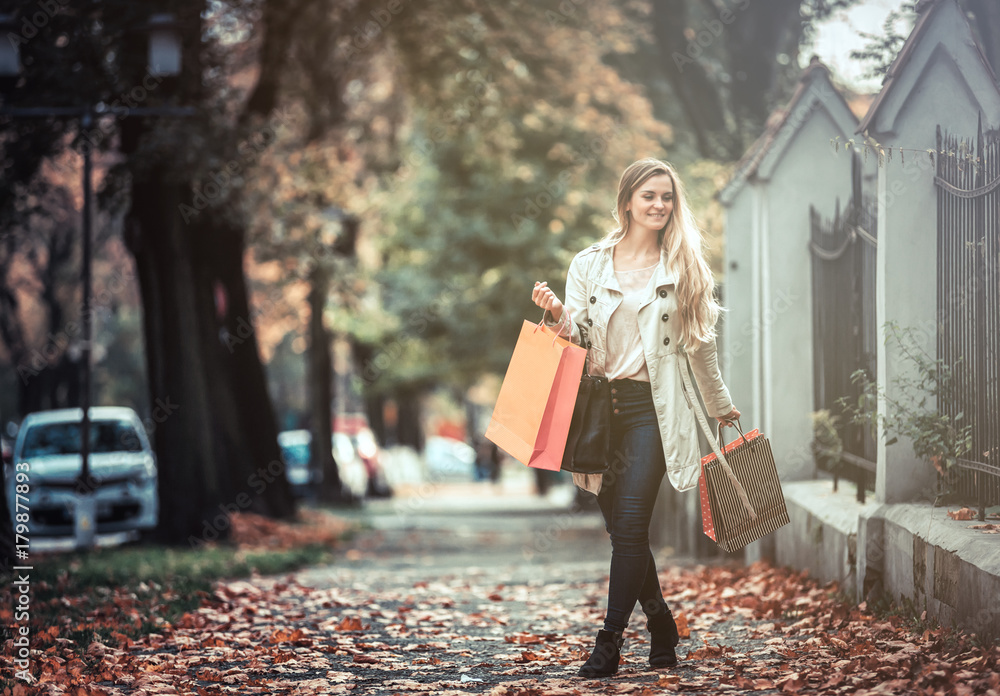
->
xmin=505 ymin=633 xmax=545 ymax=644
xmin=334 ymin=617 xmax=365 ymax=632
xmin=517 ymin=650 xmax=549 ymax=662
xmin=969 ymin=524 xmax=999 ymax=533
xmin=675 ymin=612 xmax=690 ymax=639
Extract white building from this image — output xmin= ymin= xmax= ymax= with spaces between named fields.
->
xmin=718 ymin=57 xmax=874 ymax=481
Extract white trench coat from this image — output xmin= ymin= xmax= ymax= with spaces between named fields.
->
xmin=544 ymin=244 xmax=735 ymax=493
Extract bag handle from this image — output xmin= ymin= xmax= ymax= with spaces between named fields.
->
xmin=679 ymin=351 xmax=757 ymax=521
xmin=717 ymin=419 xmax=750 ymax=449
xmin=534 ymin=309 xmax=572 ymax=346
xmin=578 ymin=323 xmax=595 ymax=376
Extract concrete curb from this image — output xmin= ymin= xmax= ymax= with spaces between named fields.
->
xmin=757 ymin=479 xmax=1000 ymax=642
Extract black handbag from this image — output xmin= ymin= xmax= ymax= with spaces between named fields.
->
xmin=561 ymin=325 xmax=613 ymax=474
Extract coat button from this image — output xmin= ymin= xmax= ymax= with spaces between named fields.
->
xmin=590 ymin=296 xmax=597 ymax=304
xmin=663 ymin=337 xmax=670 ymax=346
xmin=611 ymin=388 xmax=617 ymax=395
xmin=587 ymin=318 xmax=593 ymax=326
xmin=662 ymin=313 xmax=669 ymax=322
xmin=658 ymin=289 xmax=667 ymax=298
xmin=586 ymin=340 xmax=592 ymax=348
xmin=614 ymin=408 xmax=620 ymax=415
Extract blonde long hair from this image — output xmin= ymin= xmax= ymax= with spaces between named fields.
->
xmin=598 ymin=158 xmax=722 ymax=350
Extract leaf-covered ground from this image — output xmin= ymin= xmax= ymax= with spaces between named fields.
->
xmin=3 ymin=486 xmax=998 ymax=695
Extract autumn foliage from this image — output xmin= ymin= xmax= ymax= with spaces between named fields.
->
xmin=2 ymin=554 xmax=997 ymax=694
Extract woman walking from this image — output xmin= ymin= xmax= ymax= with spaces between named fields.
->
xmin=531 ymin=158 xmax=740 ymax=677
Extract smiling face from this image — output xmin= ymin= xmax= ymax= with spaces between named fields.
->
xmin=626 ymin=173 xmax=674 ymax=234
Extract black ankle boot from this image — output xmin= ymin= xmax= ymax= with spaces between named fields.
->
xmin=647 ymin=610 xmax=679 ymax=668
xmin=578 ymin=629 xmax=625 ymax=677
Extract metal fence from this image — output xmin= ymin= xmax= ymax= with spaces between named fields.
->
xmin=936 ymin=121 xmax=1000 ymax=515
xmin=809 ymin=154 xmax=877 ymax=502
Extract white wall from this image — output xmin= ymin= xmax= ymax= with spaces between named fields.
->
xmin=762 ymin=107 xmax=857 ymax=479
xmin=866 ymin=2 xmax=1000 ymax=503
xmin=721 ymin=189 xmax=756 ymax=431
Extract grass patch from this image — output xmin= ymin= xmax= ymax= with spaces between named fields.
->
xmin=0 ymin=509 xmax=353 ymax=674
xmin=31 ymin=541 xmax=333 ymax=592
xmin=3 ymin=542 xmax=335 ymax=655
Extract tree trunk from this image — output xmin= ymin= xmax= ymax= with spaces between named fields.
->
xmin=725 ymin=0 xmax=801 ymax=129
xmin=308 ymin=264 xmax=345 ymax=501
xmin=0 ymin=468 xmax=16 ymax=575
xmin=207 ymin=217 xmax=296 ymax=518
xmin=352 ymin=340 xmax=387 ymax=446
xmin=0 ymin=254 xmax=17 ymax=568
xmin=651 ymin=0 xmax=735 ymax=159
xmin=116 ymin=0 xmax=294 ymax=539
xmin=125 ymin=171 xmax=233 ymax=544
xmin=396 ymin=387 xmax=424 ymax=452
xmin=365 ymin=392 xmax=387 ymax=447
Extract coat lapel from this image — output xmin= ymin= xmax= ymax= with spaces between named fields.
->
xmin=589 ymin=245 xmax=676 ymax=299
xmin=638 ymin=249 xmax=676 ymax=311
xmin=589 ymin=246 xmax=622 ymax=294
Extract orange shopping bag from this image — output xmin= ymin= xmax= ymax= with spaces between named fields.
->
xmin=485 ymin=319 xmax=587 ymax=471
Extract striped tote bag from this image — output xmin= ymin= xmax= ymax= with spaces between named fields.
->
xmin=698 ymin=426 xmax=790 ymax=552
xmin=680 ymin=352 xmax=790 ymax=553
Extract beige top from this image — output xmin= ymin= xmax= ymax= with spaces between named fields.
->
xmin=603 ymin=262 xmax=657 ymax=381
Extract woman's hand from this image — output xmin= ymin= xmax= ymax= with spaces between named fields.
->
xmin=532 ymin=281 xmax=564 ymax=321
xmin=716 ymin=407 xmax=741 ymax=427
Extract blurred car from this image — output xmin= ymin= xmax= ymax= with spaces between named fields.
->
xmin=277 ymin=429 xmax=321 ymax=498
xmin=334 ymin=414 xmax=392 ymax=498
xmin=332 ymin=432 xmax=370 ymax=499
xmin=354 ymin=427 xmax=392 ymax=498
xmin=5 ymin=407 xmax=158 ymax=536
xmin=278 ymin=428 xmax=377 ymax=500
xmin=423 ymin=436 xmax=477 ymax=480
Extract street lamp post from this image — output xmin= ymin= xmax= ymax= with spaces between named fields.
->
xmin=0 ymin=12 xmax=189 ymax=549
xmin=78 ymin=111 xmax=95 ymax=546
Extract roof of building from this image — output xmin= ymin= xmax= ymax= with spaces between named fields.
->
xmin=718 ymin=57 xmax=857 ymax=206
xmin=856 ymin=0 xmax=998 ymax=134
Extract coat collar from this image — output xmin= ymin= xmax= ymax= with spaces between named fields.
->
xmin=588 ymin=245 xmax=677 ymax=292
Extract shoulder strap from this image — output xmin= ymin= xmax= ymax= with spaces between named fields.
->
xmin=578 ymin=324 xmax=593 ymax=376
xmin=679 ymin=352 xmax=757 ymax=521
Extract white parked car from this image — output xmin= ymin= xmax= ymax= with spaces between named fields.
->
xmin=423 ymin=436 xmax=478 ymax=480
xmin=5 ymin=407 xmax=158 ymax=536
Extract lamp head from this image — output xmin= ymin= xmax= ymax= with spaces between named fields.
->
xmin=147 ymin=13 xmax=181 ymax=77
xmin=0 ymin=15 xmax=21 ymax=94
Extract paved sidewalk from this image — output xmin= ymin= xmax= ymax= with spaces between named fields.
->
xmin=97 ymin=476 xmax=997 ymax=695
xmin=250 ymin=481 xmax=799 ymax=694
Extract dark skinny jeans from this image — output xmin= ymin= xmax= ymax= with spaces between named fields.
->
xmin=596 ymin=378 xmax=671 ymax=634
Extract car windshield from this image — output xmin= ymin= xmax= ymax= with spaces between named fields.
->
xmin=280 ymin=442 xmax=311 ymax=468
xmin=21 ymin=420 xmax=144 ymax=458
